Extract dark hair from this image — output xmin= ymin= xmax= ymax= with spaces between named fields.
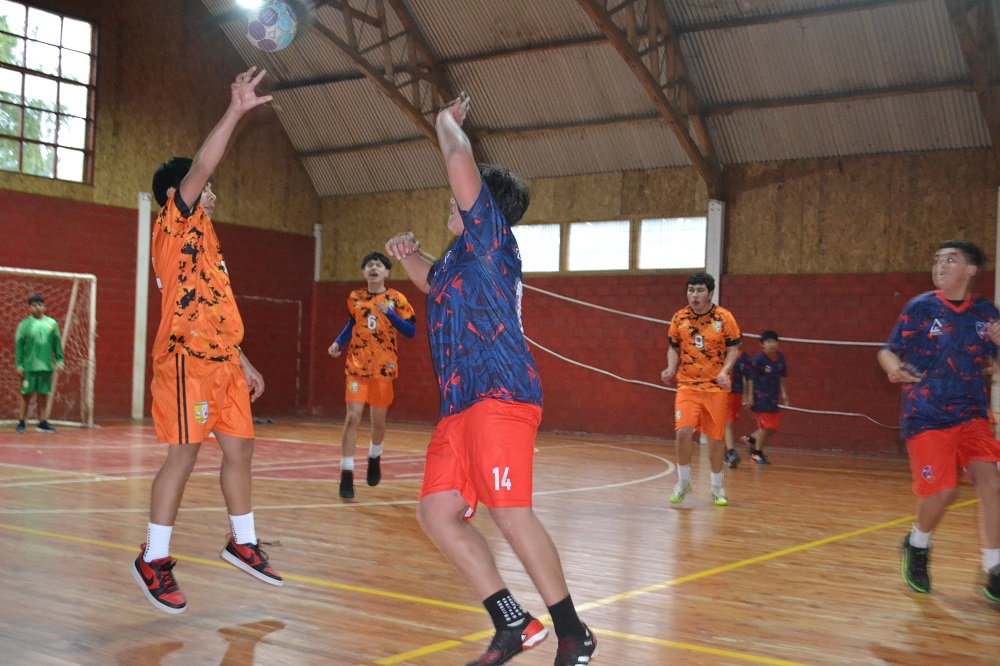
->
xmin=152 ymin=157 xmax=193 ymax=207
xmin=361 ymin=252 xmax=392 ymax=271
xmin=760 ymin=330 xmax=779 ymax=343
xmin=28 ymin=294 xmax=44 ymax=305
xmin=686 ymin=272 xmax=716 ymax=293
xmin=939 ymin=240 xmax=985 ymax=267
xmin=478 ymin=164 xmax=529 ymax=225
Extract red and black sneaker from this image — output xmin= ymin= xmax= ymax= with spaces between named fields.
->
xmin=555 ymin=624 xmax=599 ymax=665
xmin=130 ymin=544 xmax=187 ymax=615
xmin=220 ymin=534 xmax=283 ymax=586
xmin=466 ymin=616 xmax=548 ymax=666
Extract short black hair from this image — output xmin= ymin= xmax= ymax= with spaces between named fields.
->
xmin=478 ymin=164 xmax=529 ymax=225
xmin=686 ymin=272 xmax=716 ymax=293
xmin=361 ymin=252 xmax=392 ymax=271
xmin=760 ymin=330 xmax=779 ymax=343
xmin=28 ymin=294 xmax=44 ymax=305
xmin=152 ymin=157 xmax=193 ymax=208
xmin=939 ymin=240 xmax=985 ymax=267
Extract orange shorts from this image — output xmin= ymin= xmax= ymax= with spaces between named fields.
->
xmin=420 ymin=399 xmax=542 ymax=519
xmin=674 ymin=389 xmax=728 ymax=441
xmin=754 ymin=411 xmax=781 ymax=431
xmin=906 ymin=419 xmax=1000 ymax=497
xmin=345 ymin=375 xmax=394 ymax=409
xmin=151 ymin=354 xmax=254 ymax=445
xmin=726 ymin=392 xmax=744 ymax=423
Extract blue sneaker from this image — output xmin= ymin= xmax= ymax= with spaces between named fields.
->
xmin=35 ymin=420 xmax=57 ymax=433
xmin=724 ymin=449 xmax=741 ymax=468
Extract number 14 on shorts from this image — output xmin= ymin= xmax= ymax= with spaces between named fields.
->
xmin=492 ymin=466 xmax=512 ymax=490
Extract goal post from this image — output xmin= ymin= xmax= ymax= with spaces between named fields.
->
xmin=2 ymin=267 xmax=96 ymax=428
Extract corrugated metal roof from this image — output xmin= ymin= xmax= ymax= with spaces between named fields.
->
xmin=303 ymin=141 xmax=446 ymax=195
xmin=712 ymin=89 xmax=990 ymax=163
xmin=683 ymin=0 xmax=966 ymax=106
xmin=663 ymin=0 xmax=929 ymax=30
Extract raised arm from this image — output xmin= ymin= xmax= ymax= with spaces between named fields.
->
xmin=436 ymin=93 xmax=481 ymax=211
xmin=178 ymin=67 xmax=272 ymax=209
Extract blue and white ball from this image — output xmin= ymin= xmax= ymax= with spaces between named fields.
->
xmin=244 ymin=2 xmax=297 ymax=52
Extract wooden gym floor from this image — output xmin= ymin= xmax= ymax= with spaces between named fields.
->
xmin=1 ymin=419 xmax=999 ymax=665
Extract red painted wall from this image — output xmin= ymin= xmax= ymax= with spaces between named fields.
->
xmin=2 ymin=189 xmax=314 ymax=419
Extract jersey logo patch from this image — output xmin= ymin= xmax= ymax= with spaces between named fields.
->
xmin=193 ymin=401 xmax=209 ymax=424
xmin=928 ymin=319 xmax=944 ymax=338
xmin=713 ymin=321 xmax=722 ymax=332
xmin=977 ymin=321 xmax=990 ymax=340
xmin=921 ymin=465 xmax=933 ymax=482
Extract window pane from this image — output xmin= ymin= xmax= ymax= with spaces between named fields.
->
xmin=511 ymin=224 xmax=560 ymax=272
xmin=0 ymin=100 xmax=21 ymax=134
xmin=568 ymin=221 xmax=630 ymax=271
xmin=0 ymin=135 xmax=18 ymax=170
xmin=23 ymin=73 xmax=55 ymax=110
xmin=639 ymin=217 xmax=707 ymax=269
xmin=55 ymin=145 xmax=82 ymax=181
xmin=0 ymin=1 xmax=27 ymax=36
xmin=57 ymin=113 xmax=84 ymax=147
xmin=22 ymin=107 xmax=54 ymax=141
xmin=27 ymin=7 xmax=60 ymax=45
xmin=59 ymin=81 xmax=87 ymax=116
xmin=61 ymin=17 xmax=90 ymax=52
xmin=22 ymin=140 xmax=53 ymax=176
xmin=60 ymin=48 xmax=89 ymax=84
xmin=0 ymin=67 xmax=20 ymax=103
xmin=25 ymin=38 xmax=58 ymax=75
xmin=0 ymin=35 xmax=24 ymax=66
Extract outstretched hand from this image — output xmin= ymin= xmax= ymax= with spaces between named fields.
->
xmin=437 ymin=91 xmax=470 ymax=127
xmin=386 ymin=232 xmax=421 ymax=261
xmin=230 ymin=66 xmax=272 ymax=114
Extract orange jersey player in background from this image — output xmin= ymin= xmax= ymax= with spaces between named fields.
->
xmin=661 ymin=272 xmax=742 ymax=507
xmin=328 ymin=252 xmax=416 ymax=499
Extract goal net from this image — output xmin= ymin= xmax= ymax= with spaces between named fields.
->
xmin=2 ymin=267 xmax=96 ymax=428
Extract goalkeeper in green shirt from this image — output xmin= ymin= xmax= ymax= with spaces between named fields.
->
xmin=15 ymin=294 xmax=64 ymax=433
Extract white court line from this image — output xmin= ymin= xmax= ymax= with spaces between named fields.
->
xmin=0 ymin=444 xmax=675 ymax=513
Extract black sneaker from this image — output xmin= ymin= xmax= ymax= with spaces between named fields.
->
xmin=36 ymin=420 xmax=57 ymax=433
xmin=466 ymin=616 xmax=548 ymax=666
xmin=983 ymin=564 xmax=1000 ymax=603
xmin=15 ymin=421 xmax=25 ymax=434
xmin=750 ymin=450 xmax=770 ymax=465
xmin=900 ymin=534 xmax=930 ymax=593
xmin=740 ymin=434 xmax=756 ymax=453
xmin=367 ymin=456 xmax=381 ymax=486
xmin=339 ymin=470 xmax=355 ymax=499
xmin=724 ymin=449 xmax=741 ymax=469
xmin=555 ymin=624 xmax=598 ymax=666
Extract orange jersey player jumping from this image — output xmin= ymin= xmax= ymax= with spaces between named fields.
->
xmin=328 ymin=252 xmax=416 ymax=499
xmin=131 ymin=67 xmax=282 ymax=616
xmin=661 ymin=272 xmax=742 ymax=507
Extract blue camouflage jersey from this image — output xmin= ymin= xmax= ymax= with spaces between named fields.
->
xmin=425 ymin=184 xmax=543 ymax=418
xmin=731 ymin=351 xmax=752 ymax=395
xmin=750 ymin=351 xmax=786 ymax=413
xmin=884 ymin=290 xmax=998 ymax=439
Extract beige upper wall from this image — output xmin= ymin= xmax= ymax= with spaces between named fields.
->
xmin=0 ymin=0 xmax=319 ymax=235
xmin=321 ymin=148 xmax=997 ymax=280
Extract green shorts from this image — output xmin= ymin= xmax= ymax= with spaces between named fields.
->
xmin=21 ymin=371 xmax=54 ymax=396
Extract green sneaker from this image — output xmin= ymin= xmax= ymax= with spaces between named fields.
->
xmin=900 ymin=534 xmax=930 ymax=593
xmin=669 ymin=481 xmax=693 ymax=504
xmin=983 ymin=565 xmax=1000 ymax=603
xmin=711 ymin=487 xmax=728 ymax=506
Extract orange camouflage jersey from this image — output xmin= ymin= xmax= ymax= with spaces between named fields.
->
xmin=668 ymin=305 xmax=741 ymax=392
xmin=151 ymin=194 xmax=243 ymax=364
xmin=344 ymin=288 xmax=415 ymax=379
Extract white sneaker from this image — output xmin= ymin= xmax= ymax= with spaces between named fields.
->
xmin=711 ymin=487 xmax=728 ymax=506
xmin=670 ymin=480 xmax=693 ymax=504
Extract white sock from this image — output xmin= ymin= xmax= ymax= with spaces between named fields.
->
xmin=341 ymin=456 xmax=355 ymax=471
xmin=144 ymin=523 xmax=173 ymax=561
xmin=710 ymin=471 xmax=724 ymax=490
xmin=678 ymin=464 xmax=691 ymax=485
xmin=910 ymin=524 xmax=932 ymax=549
xmin=229 ymin=512 xmax=257 ymax=545
xmin=369 ymin=442 xmax=383 ymax=458
xmin=982 ymin=548 xmax=1000 ymax=572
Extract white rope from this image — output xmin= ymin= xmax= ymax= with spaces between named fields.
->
xmin=522 ymin=283 xmax=886 ymax=347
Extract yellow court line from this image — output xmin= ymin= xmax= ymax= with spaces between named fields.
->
xmin=594 ymin=629 xmax=808 ymax=666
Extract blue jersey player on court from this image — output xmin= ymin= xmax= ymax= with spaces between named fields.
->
xmin=879 ymin=240 xmax=1000 ymax=602
xmin=385 ymin=92 xmax=597 ymax=666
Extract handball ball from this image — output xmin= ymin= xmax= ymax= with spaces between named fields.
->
xmin=244 ymin=2 xmax=297 ymax=52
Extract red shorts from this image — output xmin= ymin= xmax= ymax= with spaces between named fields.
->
xmin=151 ymin=354 xmax=254 ymax=445
xmin=420 ymin=399 xmax=542 ymax=519
xmin=906 ymin=419 xmax=1000 ymax=497
xmin=345 ymin=376 xmax=394 ymax=409
xmin=726 ymin=392 xmax=744 ymax=423
xmin=754 ymin=411 xmax=781 ymax=432
xmin=674 ymin=389 xmax=728 ymax=441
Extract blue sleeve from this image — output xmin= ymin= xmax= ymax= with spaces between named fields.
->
xmin=885 ymin=297 xmax=922 ymax=357
xmin=460 ymin=183 xmax=509 ymax=253
xmin=385 ymin=308 xmax=416 ymax=338
xmin=334 ymin=320 xmax=354 ymax=348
